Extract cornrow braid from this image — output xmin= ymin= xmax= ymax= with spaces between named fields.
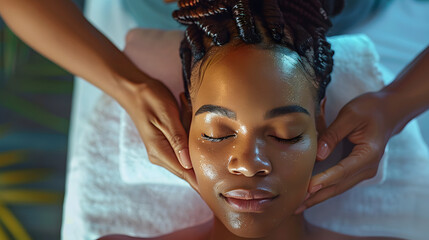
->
xmin=173 ymin=0 xmax=344 ymax=103
xmin=195 ymin=17 xmax=230 ymax=46
xmin=261 ymin=0 xmax=285 ymax=43
xmin=172 ymin=2 xmax=228 ymax=25
xmin=179 ymin=39 xmax=193 ymax=101
xmin=231 ymin=0 xmax=262 ymax=43
xmin=184 ymin=24 xmax=205 ymax=61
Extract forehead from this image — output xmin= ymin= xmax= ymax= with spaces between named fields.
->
xmin=192 ymin=45 xmax=316 ymax=118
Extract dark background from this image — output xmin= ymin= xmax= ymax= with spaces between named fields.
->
xmin=0 ymin=1 xmax=84 ymax=239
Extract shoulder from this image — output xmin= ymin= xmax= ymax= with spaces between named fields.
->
xmin=97 ymin=235 xmax=147 ymax=240
xmin=359 ymin=237 xmax=405 ymax=240
xmin=307 ymin=222 xmax=404 ymax=240
xmin=98 ymin=220 xmax=212 ymax=240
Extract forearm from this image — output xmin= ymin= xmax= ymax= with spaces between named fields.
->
xmin=380 ymin=46 xmax=429 ymax=134
xmin=0 ymin=0 xmax=147 ymax=102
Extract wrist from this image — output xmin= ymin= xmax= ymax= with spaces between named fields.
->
xmin=376 ymin=88 xmax=414 ymax=136
xmin=108 ymin=59 xmax=152 ymax=108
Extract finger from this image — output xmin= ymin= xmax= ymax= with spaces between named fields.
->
xmin=143 ymin=134 xmax=198 ymax=190
xmin=297 ymin=168 xmax=377 ymax=213
xmin=160 ymin=160 xmax=199 ymax=192
xmin=151 ymin=108 xmax=192 ymax=169
xmin=309 ymin=144 xmax=377 ymax=193
xmin=317 ymin=107 xmax=358 ymax=161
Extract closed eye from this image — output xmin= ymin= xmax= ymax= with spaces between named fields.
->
xmin=201 ymin=133 xmax=236 ymax=142
xmin=269 ymin=135 xmax=303 ymax=144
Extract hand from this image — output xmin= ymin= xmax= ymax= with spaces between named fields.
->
xmin=295 ymin=91 xmax=400 ymax=214
xmin=119 ymin=75 xmax=198 ymax=191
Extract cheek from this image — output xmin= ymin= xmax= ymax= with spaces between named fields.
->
xmin=188 ymin=138 xmax=229 ymax=213
xmin=188 ymin=137 xmax=224 ymax=187
xmin=271 ymin=135 xmax=317 ymax=197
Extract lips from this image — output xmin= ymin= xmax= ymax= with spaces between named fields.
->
xmin=221 ymin=189 xmax=278 ymax=213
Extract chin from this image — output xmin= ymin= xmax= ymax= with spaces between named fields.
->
xmin=221 ymin=213 xmax=281 ymax=238
xmin=228 ymin=224 xmax=276 ymax=238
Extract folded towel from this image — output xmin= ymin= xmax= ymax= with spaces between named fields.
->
xmin=118 ymin=31 xmax=429 ymax=239
xmin=62 ymin=31 xmax=429 ymax=240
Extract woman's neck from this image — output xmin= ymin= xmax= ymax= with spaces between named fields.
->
xmin=208 ymin=214 xmax=309 ymax=240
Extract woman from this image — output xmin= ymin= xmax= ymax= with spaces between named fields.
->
xmin=100 ymin=0 xmax=402 ymax=239
xmin=1 ymin=1 xmax=427 ymax=219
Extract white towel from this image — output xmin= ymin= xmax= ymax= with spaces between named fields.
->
xmin=117 ymin=33 xmax=429 ymax=240
xmin=61 ymin=33 xmax=429 ymax=240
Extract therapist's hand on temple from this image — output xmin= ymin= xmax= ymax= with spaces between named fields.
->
xmin=295 ymin=92 xmax=395 ymax=214
xmin=296 ymin=46 xmax=429 ymax=214
xmin=120 ymin=76 xmax=197 ymax=190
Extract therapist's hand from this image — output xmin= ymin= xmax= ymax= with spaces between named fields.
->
xmin=294 ymin=46 xmax=429 ymax=214
xmin=119 ymin=76 xmax=197 ymax=190
xmin=295 ymin=91 xmax=400 ymax=214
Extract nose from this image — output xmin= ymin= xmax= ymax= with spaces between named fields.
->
xmin=227 ymin=140 xmax=272 ymax=177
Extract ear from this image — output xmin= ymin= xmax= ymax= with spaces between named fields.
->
xmin=179 ymin=92 xmax=192 ymax=133
xmin=316 ymin=97 xmax=327 ymax=136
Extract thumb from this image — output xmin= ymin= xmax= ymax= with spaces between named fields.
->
xmin=317 ymin=108 xmax=356 ymax=161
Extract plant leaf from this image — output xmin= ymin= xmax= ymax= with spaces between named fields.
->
xmin=0 ymin=169 xmax=51 ymax=186
xmin=3 ymin=27 xmax=18 ymax=81
xmin=0 ymin=224 xmax=11 ymax=240
xmin=7 ymin=77 xmax=73 ymax=94
xmin=0 ymin=124 xmax=12 ymax=138
xmin=0 ymin=203 xmax=31 ymax=240
xmin=19 ymin=61 xmax=69 ymax=77
xmin=0 ymin=190 xmax=62 ymax=204
xmin=0 ymin=90 xmax=69 ymax=134
xmin=0 ymin=151 xmax=25 ymax=168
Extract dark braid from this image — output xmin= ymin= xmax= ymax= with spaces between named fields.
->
xmin=179 ymin=39 xmax=193 ymax=100
xmin=195 ymin=18 xmax=230 ymax=46
xmin=261 ymin=0 xmax=285 ymax=43
xmin=173 ymin=0 xmax=343 ymax=103
xmin=231 ymin=0 xmax=262 ymax=43
xmin=172 ymin=2 xmax=229 ymax=24
xmin=184 ymin=25 xmax=205 ymax=61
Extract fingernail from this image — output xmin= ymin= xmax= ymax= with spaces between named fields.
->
xmin=294 ymin=205 xmax=306 ymax=215
xmin=304 ymin=193 xmax=311 ymax=201
xmin=178 ymin=148 xmax=192 ymax=169
xmin=317 ymin=141 xmax=329 ymax=160
xmin=310 ymin=184 xmax=322 ymax=194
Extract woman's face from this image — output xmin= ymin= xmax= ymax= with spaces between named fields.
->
xmin=188 ymin=44 xmax=318 ymax=238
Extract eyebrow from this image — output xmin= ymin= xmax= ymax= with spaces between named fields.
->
xmin=195 ymin=104 xmax=237 ymax=120
xmin=194 ymin=104 xmax=309 ymax=120
xmin=264 ymin=105 xmax=310 ymax=119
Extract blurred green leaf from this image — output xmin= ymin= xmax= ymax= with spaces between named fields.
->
xmin=0 ymin=91 xmax=69 ymax=134
xmin=8 ymin=77 xmax=73 ymax=94
xmin=4 ymin=28 xmax=18 ymax=80
xmin=0 ymin=203 xmax=31 ymax=240
xmin=0 ymin=169 xmax=51 ymax=186
xmin=18 ymin=61 xmax=70 ymax=77
xmin=0 ymin=151 xmax=25 ymax=168
xmin=0 ymin=224 xmax=11 ymax=240
xmin=17 ymin=42 xmax=30 ymax=66
xmin=0 ymin=190 xmax=62 ymax=204
xmin=0 ymin=124 xmax=12 ymax=138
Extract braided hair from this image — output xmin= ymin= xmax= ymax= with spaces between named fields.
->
xmin=173 ymin=0 xmax=344 ymax=106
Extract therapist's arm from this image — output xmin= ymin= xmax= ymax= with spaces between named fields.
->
xmin=381 ymin=46 xmax=429 ymax=133
xmin=0 ymin=0 xmax=196 ymax=187
xmin=295 ymin=46 xmax=429 ymax=214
